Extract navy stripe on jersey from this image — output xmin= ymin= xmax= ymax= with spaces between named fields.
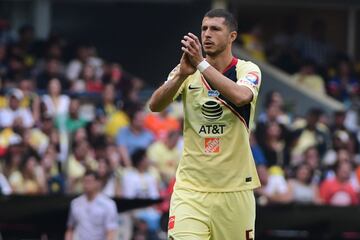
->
xmin=205 ymin=64 xmax=251 ymax=128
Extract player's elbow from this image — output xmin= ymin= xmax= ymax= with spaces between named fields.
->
xmin=233 ymin=93 xmax=253 ymax=107
xmin=148 ymin=99 xmax=163 ymax=112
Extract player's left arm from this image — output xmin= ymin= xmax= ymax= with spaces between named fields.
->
xmin=182 ymin=33 xmax=255 ymax=107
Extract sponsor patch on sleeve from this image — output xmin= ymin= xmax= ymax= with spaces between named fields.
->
xmin=239 ymin=71 xmax=259 ymax=86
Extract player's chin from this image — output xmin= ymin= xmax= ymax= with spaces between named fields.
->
xmin=204 ymin=49 xmax=218 ymax=57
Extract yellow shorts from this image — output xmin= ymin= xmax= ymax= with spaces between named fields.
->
xmin=168 ymin=188 xmax=256 ymax=240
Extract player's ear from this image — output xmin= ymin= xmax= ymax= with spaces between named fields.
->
xmin=230 ymin=31 xmax=237 ymax=42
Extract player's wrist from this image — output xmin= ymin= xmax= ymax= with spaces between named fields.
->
xmin=174 ymin=71 xmax=189 ymax=82
xmin=197 ymin=60 xmax=210 ymax=73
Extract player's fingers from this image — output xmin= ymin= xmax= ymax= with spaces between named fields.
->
xmin=188 ymin=33 xmax=201 ymax=45
xmin=181 ymin=47 xmax=193 ymax=56
xmin=184 ymin=36 xmax=199 ymax=51
xmin=182 ymin=39 xmax=197 ymax=54
xmin=181 ymin=40 xmax=191 ymax=48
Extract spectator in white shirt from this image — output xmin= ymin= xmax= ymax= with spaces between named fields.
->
xmin=0 ymin=89 xmax=34 ymax=128
xmin=42 ymin=78 xmax=70 ymax=117
xmin=65 ymin=170 xmax=118 ymax=240
xmin=122 ymin=148 xmax=159 ymax=199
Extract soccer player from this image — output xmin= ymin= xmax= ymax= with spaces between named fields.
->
xmin=149 ymin=9 xmax=261 ymax=240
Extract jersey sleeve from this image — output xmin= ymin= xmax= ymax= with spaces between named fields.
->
xmin=236 ymin=62 xmax=261 ymax=103
xmin=165 ymin=64 xmax=188 ymax=100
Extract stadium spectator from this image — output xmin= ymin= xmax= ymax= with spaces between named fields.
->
xmin=319 ymin=161 xmax=358 ymax=206
xmin=97 ymin=158 xmax=121 ymax=197
xmin=66 ymin=45 xmax=90 ymax=82
xmin=122 ymin=149 xmax=161 ymax=239
xmin=66 ymin=140 xmax=97 ymax=193
xmin=15 ymin=24 xmax=38 ymax=70
xmin=65 ymin=170 xmax=118 ymax=240
xmin=95 ymin=83 xmax=127 ymax=139
xmin=292 ymin=59 xmax=326 ymax=94
xmin=102 ymin=63 xmax=130 ymax=92
xmin=0 ymin=172 xmax=12 ymax=195
xmin=40 ymin=144 xmax=64 ymax=194
xmin=147 ymin=130 xmax=181 ymax=185
xmin=258 ymin=121 xmax=289 ymax=167
xmin=323 ymin=131 xmax=351 ymax=167
xmin=291 ymin=108 xmax=329 ymax=159
xmin=55 ymin=97 xmax=87 ymax=133
xmin=42 ymin=78 xmax=70 ymax=117
xmin=288 ymin=163 xmax=322 ymax=204
xmin=4 ymin=55 xmax=28 ymax=86
xmin=301 ymin=146 xmax=322 ymax=184
xmin=1 ymin=134 xmax=23 ymax=178
xmin=327 ymin=59 xmax=360 ymax=104
xmin=144 ymin=107 xmax=180 ymax=140
xmin=257 ymin=91 xmax=290 ymax=125
xmin=240 ymin=24 xmax=267 ymax=61
xmin=36 ymin=58 xmax=68 ymax=90
xmin=9 ymin=153 xmax=46 ymax=194
xmin=116 ymin=107 xmax=154 ymax=167
xmin=122 ymin=149 xmax=159 ymax=199
xmin=0 ymin=88 xmax=34 ymax=128
xmin=74 ymin=64 xmax=103 ymax=93
xmin=18 ymin=78 xmax=41 ymax=124
xmin=250 ymin=132 xmax=268 ymax=166
xmin=97 ymin=83 xmax=119 ymax=117
xmin=255 ymin=165 xmax=292 ymax=205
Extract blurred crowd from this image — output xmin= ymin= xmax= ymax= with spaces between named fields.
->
xmin=239 ymin=19 xmax=360 ymax=108
xmin=253 ymin=91 xmax=360 ymax=206
xmin=0 ymin=19 xmax=359 ymax=239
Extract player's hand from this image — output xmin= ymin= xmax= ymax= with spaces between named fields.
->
xmin=181 ymin=32 xmax=203 ymax=67
xmin=178 ymin=52 xmax=196 ymax=77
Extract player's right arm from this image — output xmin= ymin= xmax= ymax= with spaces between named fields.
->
xmin=149 ymin=53 xmax=195 ymax=112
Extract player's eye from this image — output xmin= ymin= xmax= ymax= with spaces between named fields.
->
xmin=211 ymin=26 xmax=221 ymax=31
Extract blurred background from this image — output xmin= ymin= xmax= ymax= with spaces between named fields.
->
xmin=0 ymin=0 xmax=359 ymax=239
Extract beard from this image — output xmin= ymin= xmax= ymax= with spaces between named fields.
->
xmin=203 ymin=42 xmax=228 ymax=57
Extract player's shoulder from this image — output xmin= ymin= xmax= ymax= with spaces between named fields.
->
xmin=236 ymin=59 xmax=261 ymax=73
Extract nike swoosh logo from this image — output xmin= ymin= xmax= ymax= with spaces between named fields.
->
xmin=189 ymin=85 xmax=201 ymax=90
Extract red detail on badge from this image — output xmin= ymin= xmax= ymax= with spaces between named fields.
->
xmin=245 ymin=72 xmax=259 ymax=85
xmin=205 ymin=138 xmax=220 ymax=153
xmin=246 ymin=229 xmax=254 ymax=240
xmin=168 ymin=216 xmax=175 ymax=230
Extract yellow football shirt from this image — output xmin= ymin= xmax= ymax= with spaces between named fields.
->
xmin=170 ymin=58 xmax=261 ymax=192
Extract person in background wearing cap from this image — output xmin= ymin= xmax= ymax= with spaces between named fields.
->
xmin=0 ymin=88 xmax=34 ymax=128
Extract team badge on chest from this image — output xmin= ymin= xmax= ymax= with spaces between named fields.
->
xmin=208 ymin=90 xmax=220 ymax=97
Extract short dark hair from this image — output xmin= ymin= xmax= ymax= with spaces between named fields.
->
xmin=204 ymin=9 xmax=238 ymax=32
xmin=131 ymin=148 xmax=147 ymax=168
xmin=84 ymin=170 xmax=100 ymax=180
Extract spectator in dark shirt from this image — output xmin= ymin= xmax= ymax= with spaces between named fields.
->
xmin=327 ymin=59 xmax=360 ymax=104
xmin=36 ymin=58 xmax=68 ymax=90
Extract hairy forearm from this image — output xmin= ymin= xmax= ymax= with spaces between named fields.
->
xmin=202 ymin=66 xmax=252 ymax=106
xmin=149 ymin=73 xmax=187 ymax=112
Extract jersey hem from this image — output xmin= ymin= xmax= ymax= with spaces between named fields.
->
xmin=174 ymin=182 xmax=261 ymax=193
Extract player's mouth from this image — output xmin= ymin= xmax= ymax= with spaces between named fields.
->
xmin=203 ymin=41 xmax=214 ymax=47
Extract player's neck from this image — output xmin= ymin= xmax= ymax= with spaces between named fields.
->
xmin=206 ymin=50 xmax=234 ymax=73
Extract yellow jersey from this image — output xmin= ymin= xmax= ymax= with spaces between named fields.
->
xmin=171 ymin=58 xmax=261 ymax=192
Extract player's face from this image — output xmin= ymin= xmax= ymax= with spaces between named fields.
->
xmin=201 ymin=17 xmax=236 ymax=56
